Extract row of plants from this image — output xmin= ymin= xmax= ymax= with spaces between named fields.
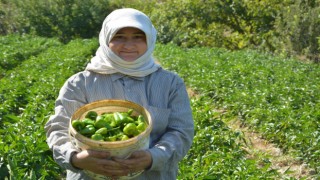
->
xmin=178 ymin=95 xmax=282 ymax=179
xmin=154 ymin=43 xmax=320 ymax=178
xmin=0 ymin=35 xmax=98 ymax=179
xmin=1 ymin=34 xmax=288 ymax=179
xmin=0 ymin=34 xmax=60 ymax=78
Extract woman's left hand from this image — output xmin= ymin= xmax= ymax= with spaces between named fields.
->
xmin=112 ymin=150 xmax=152 ymax=175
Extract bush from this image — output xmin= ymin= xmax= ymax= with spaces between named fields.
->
xmin=153 ymin=0 xmax=320 ymax=62
xmin=272 ymin=0 xmax=320 ymax=62
xmin=1 ymin=0 xmax=319 ymax=62
xmin=0 ymin=0 xmax=113 ymax=42
xmin=150 ymin=0 xmax=225 ymax=48
xmin=149 ymin=0 xmax=287 ymax=50
xmin=0 ymin=0 xmax=26 ymax=34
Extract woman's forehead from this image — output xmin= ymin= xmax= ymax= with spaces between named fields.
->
xmin=115 ymin=27 xmax=145 ymax=34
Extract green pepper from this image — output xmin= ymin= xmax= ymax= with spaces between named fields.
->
xmin=80 ymin=125 xmax=95 ymax=136
xmin=127 ymin=109 xmax=134 ymax=116
xmin=85 ymin=111 xmax=98 ymax=120
xmin=137 ymin=115 xmax=145 ymax=123
xmin=96 ymin=115 xmax=104 ymax=121
xmin=113 ymin=112 xmax=120 ymax=124
xmin=95 ymin=127 xmax=108 ymax=135
xmin=91 ymin=133 xmax=104 ymax=141
xmin=137 ymin=122 xmax=147 ymax=133
xmin=116 ymin=112 xmax=136 ymax=127
xmin=109 ymin=119 xmax=117 ymax=127
xmin=112 ymin=128 xmax=123 ymax=136
xmin=82 ymin=118 xmax=95 ymax=126
xmin=123 ymin=123 xmax=139 ymax=136
xmin=105 ymin=135 xmax=117 ymax=142
xmin=103 ymin=114 xmax=114 ymax=124
xmin=120 ymin=134 xmax=129 ymax=141
xmin=72 ymin=119 xmax=85 ymax=131
xmin=113 ymin=112 xmax=126 ymax=126
xmin=126 ymin=116 xmax=135 ymax=123
xmin=95 ymin=119 xmax=112 ymax=129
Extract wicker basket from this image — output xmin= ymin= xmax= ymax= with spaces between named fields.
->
xmin=69 ymin=99 xmax=152 ymax=180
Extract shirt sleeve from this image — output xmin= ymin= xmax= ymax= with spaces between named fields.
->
xmin=147 ymin=76 xmax=194 ymax=172
xmin=44 ymin=72 xmax=87 ymax=171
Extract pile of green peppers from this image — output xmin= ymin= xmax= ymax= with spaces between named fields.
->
xmin=72 ymin=109 xmax=147 ymax=142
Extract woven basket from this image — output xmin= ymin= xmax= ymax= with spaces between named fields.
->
xmin=69 ymin=99 xmax=152 ymax=180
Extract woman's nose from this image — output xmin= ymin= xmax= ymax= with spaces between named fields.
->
xmin=123 ymin=40 xmax=135 ymax=49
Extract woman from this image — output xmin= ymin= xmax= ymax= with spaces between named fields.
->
xmin=45 ymin=8 xmax=194 ymax=180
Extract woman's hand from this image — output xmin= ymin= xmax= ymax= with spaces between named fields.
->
xmin=71 ymin=149 xmax=131 ymax=177
xmin=112 ymin=150 xmax=152 ymax=175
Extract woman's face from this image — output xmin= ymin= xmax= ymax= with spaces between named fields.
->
xmin=109 ymin=27 xmax=147 ymax=62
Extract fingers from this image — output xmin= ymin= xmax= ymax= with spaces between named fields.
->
xmin=77 ymin=154 xmax=130 ymax=177
xmin=75 ymin=150 xmax=150 ymax=177
xmin=101 ymin=165 xmax=132 ymax=177
xmin=86 ymin=149 xmax=111 ymax=159
xmin=127 ymin=150 xmax=145 ymax=158
xmin=92 ymin=160 xmax=133 ymax=177
xmin=112 ymin=150 xmax=152 ymax=172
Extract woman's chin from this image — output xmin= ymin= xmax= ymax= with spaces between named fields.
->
xmin=120 ymin=56 xmax=138 ymax=62
xmin=122 ymin=58 xmax=137 ymax=62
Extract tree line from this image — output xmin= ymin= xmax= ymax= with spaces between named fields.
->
xmin=1 ymin=0 xmax=319 ymax=62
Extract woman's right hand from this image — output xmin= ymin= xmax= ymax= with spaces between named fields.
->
xmin=71 ymin=149 xmax=130 ymax=177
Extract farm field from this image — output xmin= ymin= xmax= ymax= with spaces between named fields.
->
xmin=0 ymin=35 xmax=319 ymax=179
xmin=154 ymin=44 xmax=320 ymax=179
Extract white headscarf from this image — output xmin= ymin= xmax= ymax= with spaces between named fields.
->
xmin=85 ymin=8 xmax=160 ymax=77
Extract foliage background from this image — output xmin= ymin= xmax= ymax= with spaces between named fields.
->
xmin=1 ymin=0 xmax=320 ymax=179
xmin=1 ymin=0 xmax=319 ymax=62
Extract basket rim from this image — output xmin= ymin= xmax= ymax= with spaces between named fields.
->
xmin=69 ymin=99 xmax=153 ymax=146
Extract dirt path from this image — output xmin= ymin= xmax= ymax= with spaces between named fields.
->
xmin=227 ymin=119 xmax=315 ymax=179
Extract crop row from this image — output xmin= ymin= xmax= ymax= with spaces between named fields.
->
xmin=153 ymin=46 xmax=288 ymax=179
xmin=0 ymin=36 xmax=98 ymax=179
xmin=178 ymin=96 xmax=283 ymax=179
xmin=0 ymin=34 xmax=61 ymax=79
xmin=154 ymin=43 xmax=320 ymax=177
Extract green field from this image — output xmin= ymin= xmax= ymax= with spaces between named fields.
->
xmin=0 ymin=35 xmax=319 ymax=179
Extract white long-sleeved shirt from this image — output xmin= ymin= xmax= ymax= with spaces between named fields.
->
xmin=45 ymin=67 xmax=194 ymax=180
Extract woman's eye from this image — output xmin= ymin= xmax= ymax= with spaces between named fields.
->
xmin=113 ymin=35 xmax=126 ymax=40
xmin=133 ymin=35 xmax=146 ymax=40
xmin=111 ymin=34 xmax=146 ymax=42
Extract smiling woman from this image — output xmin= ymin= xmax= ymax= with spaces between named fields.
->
xmin=109 ymin=27 xmax=147 ymax=61
xmin=85 ymin=8 xmax=159 ymax=77
xmin=45 ymin=8 xmax=194 ymax=180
